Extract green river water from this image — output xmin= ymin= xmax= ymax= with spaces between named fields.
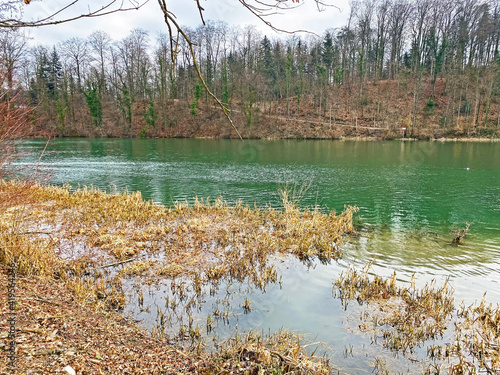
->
xmin=15 ymin=138 xmax=500 ymax=373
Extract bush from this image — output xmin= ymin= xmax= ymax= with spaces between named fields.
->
xmin=478 ymin=127 xmax=497 ymax=137
xmin=0 ymin=90 xmax=32 ymax=178
xmin=424 ymin=97 xmax=436 ymax=115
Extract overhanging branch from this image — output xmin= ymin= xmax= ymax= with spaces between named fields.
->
xmin=0 ymin=0 xmax=149 ymax=28
xmin=158 ymin=0 xmax=244 ymax=140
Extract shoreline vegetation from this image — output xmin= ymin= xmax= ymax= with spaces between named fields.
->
xmin=0 ymin=180 xmax=356 ymax=374
xmin=37 ymin=135 xmax=500 ymax=141
xmin=1 ymin=180 xmax=499 ymax=374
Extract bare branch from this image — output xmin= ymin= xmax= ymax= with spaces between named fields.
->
xmin=237 ymin=0 xmax=341 ymax=34
xmin=158 ymin=0 xmax=243 ymax=140
xmin=196 ymin=0 xmax=206 ymax=26
xmin=239 ymin=0 xmax=314 ymax=35
xmin=0 ymin=0 xmax=149 ymax=28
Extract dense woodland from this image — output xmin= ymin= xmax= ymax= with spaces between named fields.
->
xmin=2 ymin=0 xmax=500 ymax=139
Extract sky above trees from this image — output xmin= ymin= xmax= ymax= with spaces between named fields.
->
xmin=20 ymin=0 xmax=350 ymax=46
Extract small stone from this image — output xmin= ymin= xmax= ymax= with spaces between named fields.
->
xmin=63 ymin=365 xmax=76 ymax=375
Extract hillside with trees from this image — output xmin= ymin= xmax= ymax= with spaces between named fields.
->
xmin=2 ymin=0 xmax=500 ymax=140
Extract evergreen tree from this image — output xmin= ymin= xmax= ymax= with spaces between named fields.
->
xmin=259 ymin=36 xmax=275 ymax=90
xmin=322 ymin=32 xmax=335 ymax=83
xmin=82 ymin=80 xmax=103 ymax=126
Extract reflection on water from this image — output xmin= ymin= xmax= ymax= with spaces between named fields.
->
xmin=344 ymin=229 xmax=500 ymax=304
xmin=15 ymin=139 xmax=499 ymax=295
xmin=122 ymin=256 xmax=432 ymax=374
xmin=13 ymin=138 xmax=500 ymax=372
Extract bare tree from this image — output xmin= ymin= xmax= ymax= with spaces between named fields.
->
xmin=89 ymin=30 xmax=112 ymax=93
xmin=374 ymin=0 xmax=391 ymax=79
xmin=117 ymin=29 xmax=151 ymax=101
xmin=61 ymin=37 xmax=91 ymax=90
xmin=0 ymin=29 xmax=30 ymax=90
xmin=154 ymin=33 xmax=173 ymax=102
xmin=0 ymin=30 xmax=33 ymax=178
xmin=388 ymin=0 xmax=412 ymax=79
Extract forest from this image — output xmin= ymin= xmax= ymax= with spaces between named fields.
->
xmin=2 ymin=0 xmax=500 ymax=139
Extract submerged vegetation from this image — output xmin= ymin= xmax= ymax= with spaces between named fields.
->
xmin=334 ymin=264 xmax=500 ymax=374
xmin=203 ymin=330 xmax=333 ymax=375
xmin=334 ymin=264 xmax=454 ymax=352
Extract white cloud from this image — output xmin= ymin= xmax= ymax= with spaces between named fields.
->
xmin=22 ymin=0 xmax=350 ymax=45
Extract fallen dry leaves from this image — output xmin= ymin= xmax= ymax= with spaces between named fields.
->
xmin=0 ymin=272 xmax=198 ymax=374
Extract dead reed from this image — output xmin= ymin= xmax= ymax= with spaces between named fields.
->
xmin=204 ymin=330 xmax=334 ymax=374
xmin=0 ymin=179 xmax=356 ymax=373
xmin=0 ymin=180 xmax=357 ymax=287
xmin=450 ymin=297 xmax=500 ymax=373
xmin=334 ymin=264 xmax=454 ymax=352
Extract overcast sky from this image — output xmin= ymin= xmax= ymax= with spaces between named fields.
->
xmin=22 ymin=0 xmax=351 ymax=45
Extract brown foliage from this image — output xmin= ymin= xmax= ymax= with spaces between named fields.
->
xmin=0 ymin=90 xmax=31 ymax=178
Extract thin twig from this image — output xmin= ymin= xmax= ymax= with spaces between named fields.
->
xmin=1 ymin=0 xmax=148 ymax=28
xmin=26 ymin=297 xmax=62 ymax=307
xmin=158 ymin=0 xmax=243 ymax=140
xmin=88 ymin=257 xmax=140 ymax=271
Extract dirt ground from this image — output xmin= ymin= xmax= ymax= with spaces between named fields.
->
xmin=0 ymin=271 xmax=200 ymax=375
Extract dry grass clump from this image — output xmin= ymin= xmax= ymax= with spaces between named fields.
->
xmin=119 ymin=260 xmax=156 ymax=277
xmin=449 ymin=298 xmax=500 ymax=373
xmin=66 ymin=276 xmax=126 ymax=311
xmin=334 ymin=264 xmax=454 ymax=352
xmin=205 ymin=330 xmax=334 ymax=374
xmin=0 ymin=180 xmax=357 ymax=291
xmin=0 ymin=225 xmax=62 ymax=277
xmin=0 ymin=185 xmax=63 ymax=277
xmin=423 ymin=297 xmax=500 ymax=374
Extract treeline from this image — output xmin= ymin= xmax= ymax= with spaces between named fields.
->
xmin=2 ymin=0 xmax=500 ymax=139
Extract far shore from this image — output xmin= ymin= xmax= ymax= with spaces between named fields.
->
xmin=26 ymin=135 xmax=500 ymax=142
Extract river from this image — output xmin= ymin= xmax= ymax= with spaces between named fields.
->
xmin=15 ymin=138 xmax=500 ymax=373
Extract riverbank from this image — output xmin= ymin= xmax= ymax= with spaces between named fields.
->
xmin=0 ymin=272 xmax=197 ymax=374
xmin=34 ymin=133 xmax=500 ymax=143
